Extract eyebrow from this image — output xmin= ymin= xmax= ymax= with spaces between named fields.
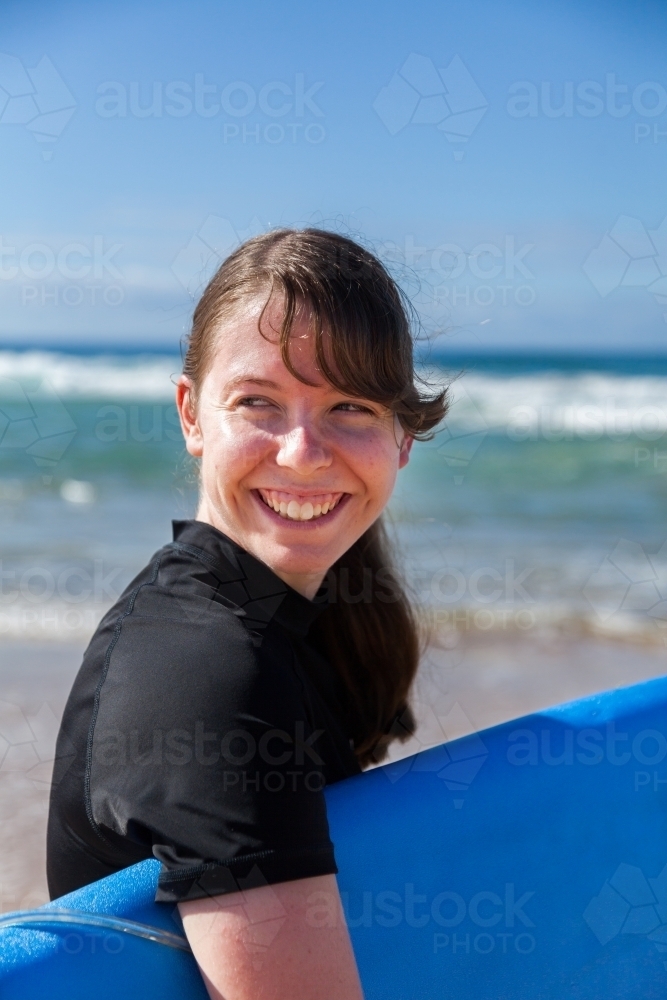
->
xmin=223 ymin=376 xmax=282 ymax=392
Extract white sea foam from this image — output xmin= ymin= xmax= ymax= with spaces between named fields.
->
xmin=431 ymin=371 xmax=667 ymax=438
xmin=0 ymin=352 xmax=665 ymax=435
xmin=0 ymin=350 xmax=180 ymax=400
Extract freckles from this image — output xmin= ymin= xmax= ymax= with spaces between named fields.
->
xmin=209 ymin=419 xmax=274 ymax=474
xmin=356 ymin=430 xmax=401 ymax=466
xmin=232 ymin=440 xmax=271 ymax=472
xmin=347 ymin=443 xmax=401 ymax=496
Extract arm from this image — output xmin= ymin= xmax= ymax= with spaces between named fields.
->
xmin=179 ymin=873 xmax=364 ymax=1000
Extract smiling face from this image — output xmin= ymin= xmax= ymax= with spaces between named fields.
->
xmin=176 ymin=292 xmax=412 ymax=598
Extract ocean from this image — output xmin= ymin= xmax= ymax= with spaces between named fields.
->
xmin=0 ymin=348 xmax=664 ymax=647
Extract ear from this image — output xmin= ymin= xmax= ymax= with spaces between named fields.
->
xmin=398 ymin=433 xmax=413 ymax=469
xmin=175 ymin=377 xmax=203 ymax=457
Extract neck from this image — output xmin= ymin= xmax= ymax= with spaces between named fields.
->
xmin=194 ymin=504 xmax=325 ymax=601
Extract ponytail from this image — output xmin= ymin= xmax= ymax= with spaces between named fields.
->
xmin=309 ymin=519 xmax=418 ymax=767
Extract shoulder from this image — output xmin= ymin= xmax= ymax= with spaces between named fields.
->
xmin=94 ymin=538 xmax=254 ymax=651
xmin=87 ymin=542 xmax=304 ymax=725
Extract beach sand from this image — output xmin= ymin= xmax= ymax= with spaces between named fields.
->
xmin=1 ymin=633 xmax=665 ymax=913
xmin=0 ymin=641 xmax=84 ymax=913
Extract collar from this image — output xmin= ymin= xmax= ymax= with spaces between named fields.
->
xmin=171 ymin=520 xmax=326 ymax=637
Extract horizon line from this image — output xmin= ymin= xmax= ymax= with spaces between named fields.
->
xmin=0 ymin=341 xmax=666 ymax=359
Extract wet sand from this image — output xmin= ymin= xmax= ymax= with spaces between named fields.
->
xmin=0 ymin=641 xmax=85 ymax=912
xmin=1 ymin=634 xmax=665 ymax=912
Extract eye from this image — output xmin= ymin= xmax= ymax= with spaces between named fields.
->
xmin=333 ymin=401 xmax=376 ymax=415
xmin=237 ymin=396 xmax=274 ymax=408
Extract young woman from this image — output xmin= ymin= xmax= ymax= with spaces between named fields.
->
xmin=47 ymin=229 xmax=448 ymax=999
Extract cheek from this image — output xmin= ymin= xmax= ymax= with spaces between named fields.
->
xmin=201 ymin=414 xmax=273 ymax=478
xmin=339 ymin=428 xmax=401 ymax=497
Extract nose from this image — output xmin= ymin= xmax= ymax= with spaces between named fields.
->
xmin=275 ymin=421 xmax=332 ymax=476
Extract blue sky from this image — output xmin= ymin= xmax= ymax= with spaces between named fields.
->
xmin=1 ymin=0 xmax=666 ymax=352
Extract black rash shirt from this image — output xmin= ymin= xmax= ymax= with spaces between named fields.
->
xmin=47 ymin=519 xmax=361 ymax=903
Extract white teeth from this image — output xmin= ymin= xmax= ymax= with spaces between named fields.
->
xmin=260 ymin=491 xmax=342 ymax=521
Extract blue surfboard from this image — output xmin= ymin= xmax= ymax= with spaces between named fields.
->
xmin=2 ymin=674 xmax=666 ymax=999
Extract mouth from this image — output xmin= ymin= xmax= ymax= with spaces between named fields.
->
xmin=255 ymin=488 xmax=346 ymax=522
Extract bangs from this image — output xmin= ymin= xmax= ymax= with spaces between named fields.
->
xmin=187 ymin=228 xmax=448 ymax=438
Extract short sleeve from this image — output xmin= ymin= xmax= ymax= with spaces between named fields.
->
xmin=88 ymin=596 xmax=337 ymax=903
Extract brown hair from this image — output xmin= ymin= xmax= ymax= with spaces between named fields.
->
xmin=183 ymin=228 xmax=448 ymax=766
